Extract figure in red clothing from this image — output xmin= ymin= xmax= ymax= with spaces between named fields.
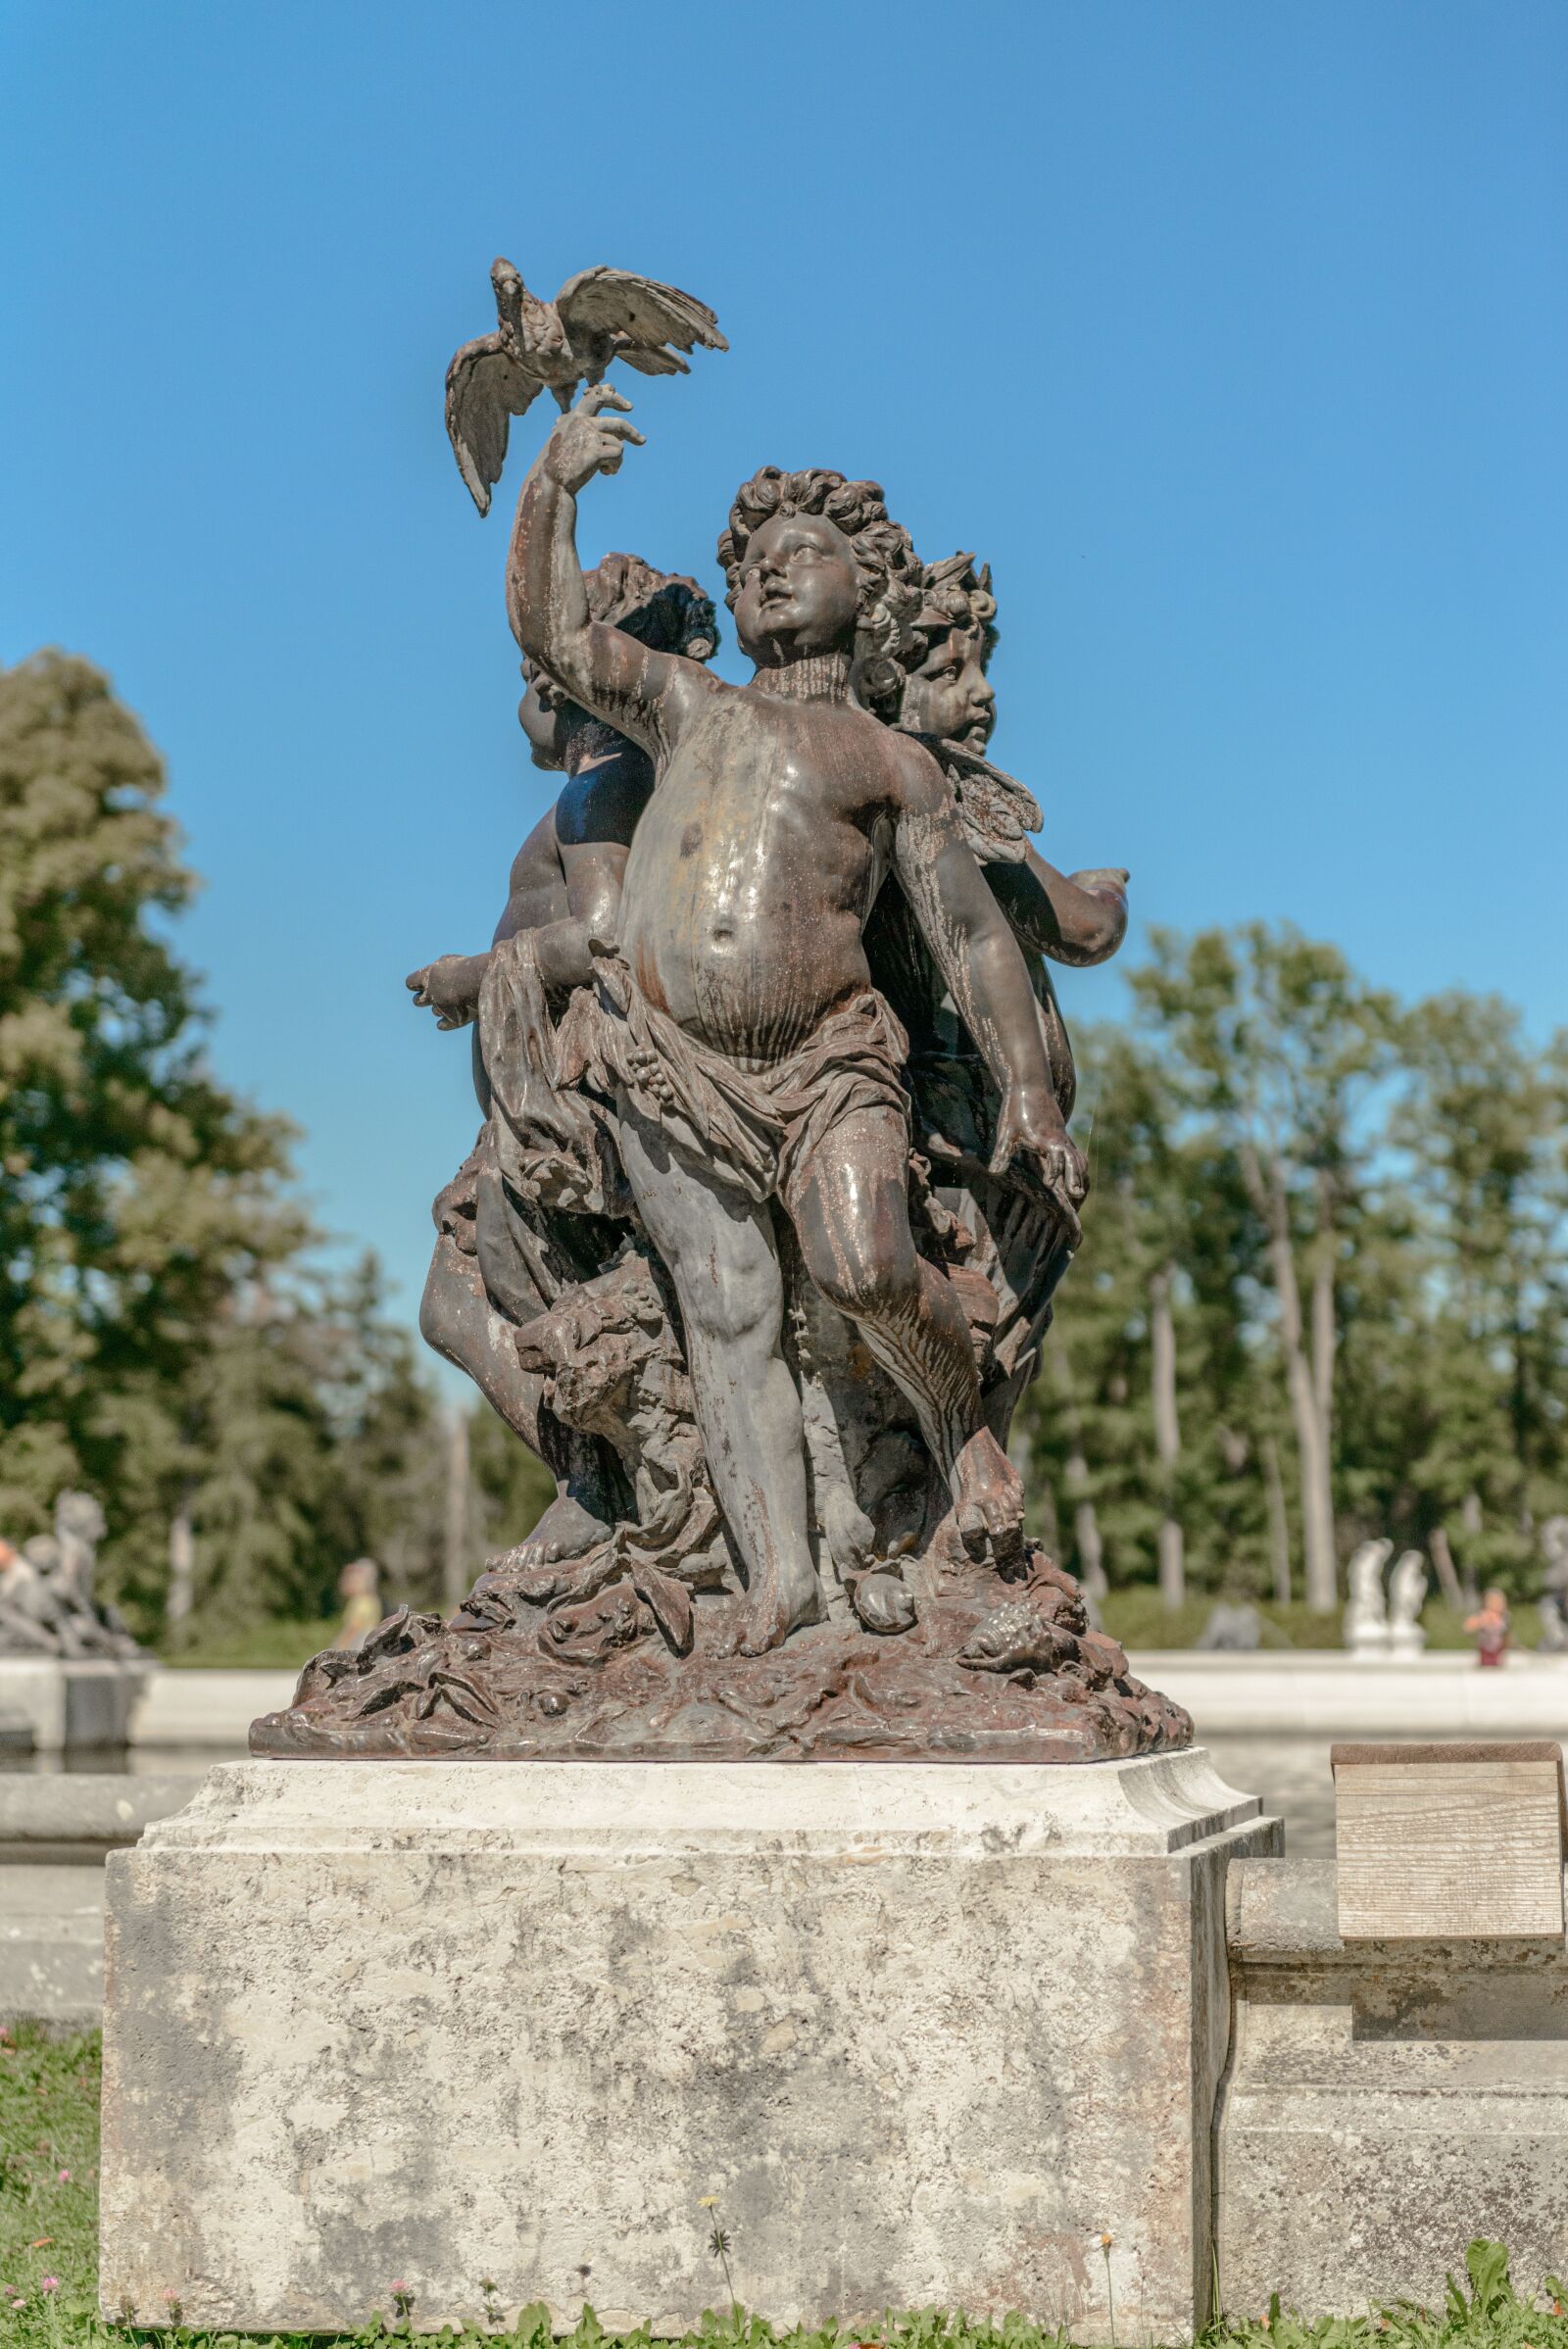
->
xmin=1465 ymin=1587 xmax=1511 ymax=1668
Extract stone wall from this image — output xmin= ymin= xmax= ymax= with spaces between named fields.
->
xmin=1215 ymin=1855 xmax=1568 ymax=2317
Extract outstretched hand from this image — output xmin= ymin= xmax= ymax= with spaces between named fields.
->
xmin=407 ymin=955 xmax=481 ymax=1031
xmin=542 ymin=383 xmax=646 ymax=494
xmin=990 ymin=1085 xmax=1089 ymax=1250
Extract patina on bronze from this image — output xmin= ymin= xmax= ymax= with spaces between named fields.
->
xmin=253 ymin=269 xmax=1190 ymax=1764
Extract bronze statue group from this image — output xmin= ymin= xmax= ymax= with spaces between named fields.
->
xmin=252 ymin=263 xmax=1191 ymax=1763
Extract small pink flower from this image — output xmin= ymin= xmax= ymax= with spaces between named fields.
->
xmin=162 ymin=2289 xmax=179 ymax=2303
xmin=58 ymin=2168 xmax=71 ymax=2181
xmin=391 ymin=2280 xmax=409 ymax=2294
xmin=40 ymin=2276 xmax=60 ymax=2293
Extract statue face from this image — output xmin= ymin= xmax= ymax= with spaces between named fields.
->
xmin=517 ymin=667 xmax=569 ymax=771
xmin=901 ymin=625 xmax=995 ymax=749
xmin=733 ymin=514 xmax=861 ymax=661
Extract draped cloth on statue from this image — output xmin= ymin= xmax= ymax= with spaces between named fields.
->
xmin=463 ymin=930 xmax=630 ymax=1341
xmin=555 ymin=949 xmax=910 ymax=1213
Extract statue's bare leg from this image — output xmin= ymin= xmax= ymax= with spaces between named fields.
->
xmin=791 ymin=1107 xmax=1023 ymax=1565
xmin=615 ymin=1101 xmax=824 ymax=1653
xmin=418 ymin=1233 xmax=609 ymax=1569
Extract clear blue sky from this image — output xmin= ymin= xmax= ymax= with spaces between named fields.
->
xmin=3 ymin=1 xmax=1564 ymax=1335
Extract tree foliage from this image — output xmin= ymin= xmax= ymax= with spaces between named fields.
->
xmin=0 ymin=652 xmax=528 ymax=1638
xmin=1018 ymin=924 xmax=1568 ymax=1610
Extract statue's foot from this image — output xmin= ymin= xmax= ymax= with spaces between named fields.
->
xmin=942 ymin=1427 xmax=1025 ymax=1574
xmin=454 ymin=1496 xmax=616 ymax=1623
xmin=505 ymin=1493 xmax=611 ymax=1574
xmin=738 ymin=1553 xmax=825 ymax=1656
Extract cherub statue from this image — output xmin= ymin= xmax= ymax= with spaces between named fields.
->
xmin=407 ymin=555 xmax=719 ymax=1578
xmin=883 ymin=552 xmax=1129 ymax=1425
xmin=54 ymin=1489 xmax=107 ymax=1613
xmin=1387 ymin=1548 xmax=1428 ymax=1658
xmin=784 ymin=550 xmax=1133 ymax=1604
xmin=512 ymin=390 xmax=1087 ymax=1653
xmin=1344 ymin=1538 xmax=1393 ymax=1655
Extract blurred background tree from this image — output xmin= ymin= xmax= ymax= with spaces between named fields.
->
xmin=1016 ymin=926 xmax=1568 ymax=1624
xmin=0 ymin=652 xmax=539 ymax=1646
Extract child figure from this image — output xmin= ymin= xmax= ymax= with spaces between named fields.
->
xmin=1465 ymin=1586 xmax=1511 ymax=1668
xmin=337 ymin=1557 xmax=383 ymax=1650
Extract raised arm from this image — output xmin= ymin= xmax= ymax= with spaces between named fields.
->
xmin=506 ymin=387 xmax=710 ymax=761
xmin=986 ymin=850 xmax=1130 ymax=967
xmin=891 ymin=742 xmax=1088 ymax=1233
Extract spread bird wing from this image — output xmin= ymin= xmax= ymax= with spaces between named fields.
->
xmin=555 ymin=267 xmax=727 ymax=361
xmin=923 ymin=739 xmax=1043 ymax=864
xmin=614 ymin=344 xmax=689 ymax=377
xmin=444 ymin=334 xmax=544 ymax=516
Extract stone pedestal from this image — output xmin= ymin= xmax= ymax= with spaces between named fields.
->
xmin=0 ymin=1657 xmax=149 ymax=1752
xmin=100 ymin=1753 xmax=1277 ymax=2340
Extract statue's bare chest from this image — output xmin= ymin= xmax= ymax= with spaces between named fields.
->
xmin=650 ymin=696 xmax=888 ymax=871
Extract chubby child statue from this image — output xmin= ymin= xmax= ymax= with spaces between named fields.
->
xmin=509 ymin=387 xmax=1087 ymax=1654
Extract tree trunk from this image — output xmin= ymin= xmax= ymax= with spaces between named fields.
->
xmin=1310 ymin=1167 xmax=1337 ymax=1453
xmin=443 ymin=1408 xmax=470 ymax=1609
xmin=166 ymin=1506 xmax=195 ymax=1636
xmin=1065 ymin=1447 xmax=1107 ymax=1605
xmin=1006 ymin=1415 xmax=1059 ymax=1552
xmin=1150 ymin=1264 xmax=1185 ymax=1608
xmin=1263 ymin=1437 xmax=1292 ymax=1607
xmin=1429 ymin=1524 xmax=1464 ymax=1610
xmin=1242 ymin=1143 xmax=1338 ymax=1611
xmin=1459 ymin=1491 xmax=1483 ymax=1606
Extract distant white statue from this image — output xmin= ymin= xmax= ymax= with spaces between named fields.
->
xmin=1387 ymin=1548 xmax=1428 ymax=1658
xmin=1344 ymin=1538 xmax=1394 ymax=1656
xmin=0 ymin=1489 xmax=144 ymax=1662
xmin=54 ymin=1489 xmax=108 ymax=1613
xmin=1535 ymin=1518 xmax=1568 ymax=1654
xmin=1542 ymin=1516 xmax=1568 ymax=1595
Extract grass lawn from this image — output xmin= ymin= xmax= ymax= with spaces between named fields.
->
xmin=156 ymin=1619 xmax=341 ymax=1671
xmin=1096 ymin=1590 xmax=1541 ymax=1655
xmin=156 ymin=1602 xmax=1540 ymax=1672
xmin=4 ymin=2026 xmax=1567 ymax=2348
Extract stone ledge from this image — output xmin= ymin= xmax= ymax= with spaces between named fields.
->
xmin=1226 ymin=1853 xmax=1568 ymax=1965
xmin=0 ymin=1774 xmax=200 ymax=1863
xmin=0 ymin=1658 xmax=150 ymax=1752
xmin=140 ymin=1747 xmax=1264 ymax=1858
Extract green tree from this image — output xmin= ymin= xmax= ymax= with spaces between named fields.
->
xmin=1129 ymin=925 xmax=1397 ymax=1610
xmin=1391 ymin=992 xmax=1568 ymax=1590
xmin=0 ymin=651 xmax=457 ymax=1636
xmin=1019 ymin=1023 xmax=1263 ymax=1607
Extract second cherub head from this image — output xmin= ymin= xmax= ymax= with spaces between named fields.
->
xmin=518 ymin=553 xmax=719 ymax=770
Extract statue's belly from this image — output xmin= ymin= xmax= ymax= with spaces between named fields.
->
xmin=620 ymin=812 xmax=858 ymax=1059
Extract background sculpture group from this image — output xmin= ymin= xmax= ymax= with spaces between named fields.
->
xmin=0 ymin=1491 xmax=148 ymax=1663
xmin=254 ymin=261 xmax=1190 ymax=1762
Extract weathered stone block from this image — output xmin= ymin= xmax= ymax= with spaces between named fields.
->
xmin=0 ymin=1658 xmax=149 ymax=1752
xmin=1217 ymin=1856 xmax=1568 ymax=2317
xmin=100 ymin=1753 xmax=1275 ymax=2340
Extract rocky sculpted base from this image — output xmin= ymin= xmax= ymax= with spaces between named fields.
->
xmin=251 ymin=1546 xmax=1192 ymax=1763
